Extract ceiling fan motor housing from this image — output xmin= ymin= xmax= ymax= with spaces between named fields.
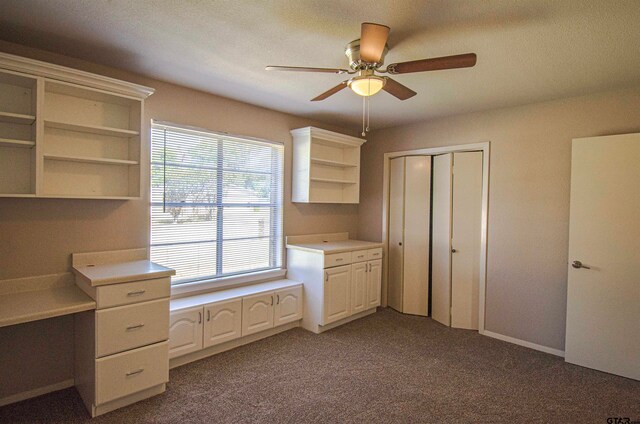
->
xmin=345 ymin=39 xmax=389 ymax=70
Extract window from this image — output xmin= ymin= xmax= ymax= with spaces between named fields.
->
xmin=150 ymin=122 xmax=283 ymax=285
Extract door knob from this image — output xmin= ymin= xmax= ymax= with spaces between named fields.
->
xmin=571 ymin=260 xmax=590 ymax=269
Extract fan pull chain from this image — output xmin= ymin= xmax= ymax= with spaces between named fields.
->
xmin=366 ymin=96 xmax=370 ymax=133
xmin=362 ymin=96 xmax=366 ymax=136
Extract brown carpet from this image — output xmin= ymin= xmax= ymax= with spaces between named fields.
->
xmin=1 ymin=308 xmax=638 ymax=423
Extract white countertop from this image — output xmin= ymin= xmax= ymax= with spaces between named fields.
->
xmin=171 ymin=279 xmax=301 ymax=311
xmin=73 ymin=260 xmax=176 ymax=286
xmin=286 ymin=239 xmax=383 ymax=254
xmin=0 ymin=274 xmax=96 ymax=328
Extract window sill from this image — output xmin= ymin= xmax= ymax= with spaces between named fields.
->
xmin=170 ymin=268 xmax=287 ymax=299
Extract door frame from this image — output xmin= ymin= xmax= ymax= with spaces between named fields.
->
xmin=381 ymin=142 xmax=490 ymax=332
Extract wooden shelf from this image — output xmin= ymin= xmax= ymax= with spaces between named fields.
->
xmin=39 ymin=194 xmax=139 ymax=200
xmin=44 ymin=154 xmax=139 ymax=166
xmin=0 ymin=138 xmax=35 ymax=148
xmin=310 ymin=157 xmax=358 ymax=168
xmin=0 ymin=111 xmax=35 ymax=125
xmin=310 ymin=177 xmax=358 ymax=184
xmin=44 ymin=120 xmax=140 ymax=138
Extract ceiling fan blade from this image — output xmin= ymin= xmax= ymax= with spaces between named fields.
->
xmin=360 ymin=22 xmax=390 ymax=63
xmin=383 ymin=77 xmax=417 ymax=100
xmin=311 ymin=81 xmax=348 ymax=101
xmin=387 ymin=53 xmax=477 ymax=74
xmin=265 ymin=65 xmax=351 ymax=74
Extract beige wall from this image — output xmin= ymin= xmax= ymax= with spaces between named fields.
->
xmin=0 ymin=41 xmax=359 ymax=399
xmin=358 ymin=85 xmax=640 ymax=351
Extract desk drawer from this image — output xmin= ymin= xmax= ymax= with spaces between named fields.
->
xmin=96 ymin=299 xmax=169 ymax=357
xmin=96 ymin=277 xmax=170 ymax=309
xmin=95 ymin=341 xmax=169 ymax=405
xmin=367 ymin=248 xmax=383 ymax=260
xmin=351 ymin=250 xmax=368 ymax=263
xmin=324 ymin=252 xmax=352 ymax=268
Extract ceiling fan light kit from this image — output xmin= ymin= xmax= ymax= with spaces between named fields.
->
xmin=266 ymin=22 xmax=477 ymax=134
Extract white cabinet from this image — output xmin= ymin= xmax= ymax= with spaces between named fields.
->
xmin=274 ymin=286 xmax=303 ymax=326
xmin=168 ymin=306 xmax=203 ymax=359
xmin=351 ymin=262 xmax=367 ymax=315
xmin=366 ymin=259 xmax=382 ymax=309
xmin=242 ymin=293 xmax=275 ymax=336
xmin=291 ymin=126 xmax=366 ymax=204
xmin=204 ymin=299 xmax=242 ymax=348
xmin=286 ymin=234 xmax=383 ymax=334
xmin=323 ymin=265 xmax=352 ymax=324
xmin=0 ymin=51 xmax=153 ymax=199
xmin=72 ymin=253 xmax=174 ymax=418
xmin=168 ymin=280 xmax=303 ymax=360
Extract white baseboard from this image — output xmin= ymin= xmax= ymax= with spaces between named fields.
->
xmin=481 ymin=330 xmax=565 ymax=357
xmin=0 ymin=378 xmax=75 ymax=407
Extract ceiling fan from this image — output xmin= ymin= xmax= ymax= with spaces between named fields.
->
xmin=266 ymin=22 xmax=477 ymax=103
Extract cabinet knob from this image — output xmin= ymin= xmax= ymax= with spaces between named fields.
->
xmin=399 ymin=242 xmax=402 ymax=246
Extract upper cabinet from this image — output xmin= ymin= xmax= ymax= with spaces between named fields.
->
xmin=0 ymin=52 xmax=153 ymax=199
xmin=291 ymin=127 xmax=366 ymax=204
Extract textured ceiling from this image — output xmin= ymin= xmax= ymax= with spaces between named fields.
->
xmin=0 ymin=0 xmax=639 ymax=130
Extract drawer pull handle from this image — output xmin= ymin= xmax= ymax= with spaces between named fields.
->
xmin=127 ymin=290 xmax=146 ymax=296
xmin=126 ymin=368 xmax=144 ymax=377
xmin=126 ymin=323 xmax=145 ymax=331
xmin=336 ymin=258 xmax=343 ymax=261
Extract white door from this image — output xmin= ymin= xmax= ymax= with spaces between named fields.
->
xmin=242 ymin=292 xmax=274 ymax=336
xmin=402 ymin=156 xmax=431 ymax=316
xmin=323 ymin=265 xmax=351 ymax=324
xmin=366 ymin=259 xmax=382 ymax=309
xmin=203 ymin=299 xmax=242 ymax=348
xmin=432 ymin=153 xmax=453 ymax=326
xmin=351 ymin=262 xmax=367 ymax=314
xmin=168 ymin=306 xmax=203 ymax=359
xmin=565 ymin=133 xmax=640 ymax=380
xmin=451 ymin=151 xmax=483 ymax=329
xmin=274 ymin=286 xmax=303 ymax=326
xmin=387 ymin=157 xmax=405 ymax=311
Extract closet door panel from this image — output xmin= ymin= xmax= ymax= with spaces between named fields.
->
xmin=451 ymin=152 xmax=483 ymax=329
xmin=432 ymin=154 xmax=452 ymax=326
xmin=387 ymin=157 xmax=405 ymax=311
xmin=402 ymin=156 xmax=431 ymax=316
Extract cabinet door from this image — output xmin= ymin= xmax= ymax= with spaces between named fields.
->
xmin=203 ymin=299 xmax=242 ymax=348
xmin=351 ymin=262 xmax=367 ymax=315
xmin=367 ymin=259 xmax=382 ymax=309
xmin=242 ymin=292 xmax=274 ymax=336
xmin=168 ymin=306 xmax=203 ymax=359
xmin=323 ymin=265 xmax=351 ymax=325
xmin=274 ymin=286 xmax=303 ymax=326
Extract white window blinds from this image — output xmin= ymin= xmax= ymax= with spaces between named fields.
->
xmin=150 ymin=122 xmax=284 ymax=285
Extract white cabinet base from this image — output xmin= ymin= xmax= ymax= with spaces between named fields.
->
xmin=91 ymin=383 xmax=166 ymax=418
xmin=169 ymin=320 xmax=300 ymax=369
xmin=302 ymin=308 xmax=377 ymax=334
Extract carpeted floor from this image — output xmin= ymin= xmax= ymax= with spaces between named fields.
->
xmin=1 ymin=308 xmax=638 ymax=423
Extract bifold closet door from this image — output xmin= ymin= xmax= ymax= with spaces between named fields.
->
xmin=403 ymin=156 xmax=431 ymax=315
xmin=387 ymin=157 xmax=405 ymax=312
xmin=431 ymin=154 xmax=452 ymax=326
xmin=450 ymin=151 xmax=483 ymax=330
xmin=387 ymin=156 xmax=431 ymax=316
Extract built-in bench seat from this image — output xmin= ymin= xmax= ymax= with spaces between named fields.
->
xmin=168 ymin=279 xmax=303 ymax=367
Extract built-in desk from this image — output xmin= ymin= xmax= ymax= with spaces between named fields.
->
xmin=0 ymin=273 xmax=95 ymax=328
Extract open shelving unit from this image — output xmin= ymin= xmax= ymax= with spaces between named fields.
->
xmin=291 ymin=127 xmax=365 ymax=204
xmin=0 ymin=70 xmax=37 ymax=196
xmin=0 ymin=52 xmax=154 ymax=199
